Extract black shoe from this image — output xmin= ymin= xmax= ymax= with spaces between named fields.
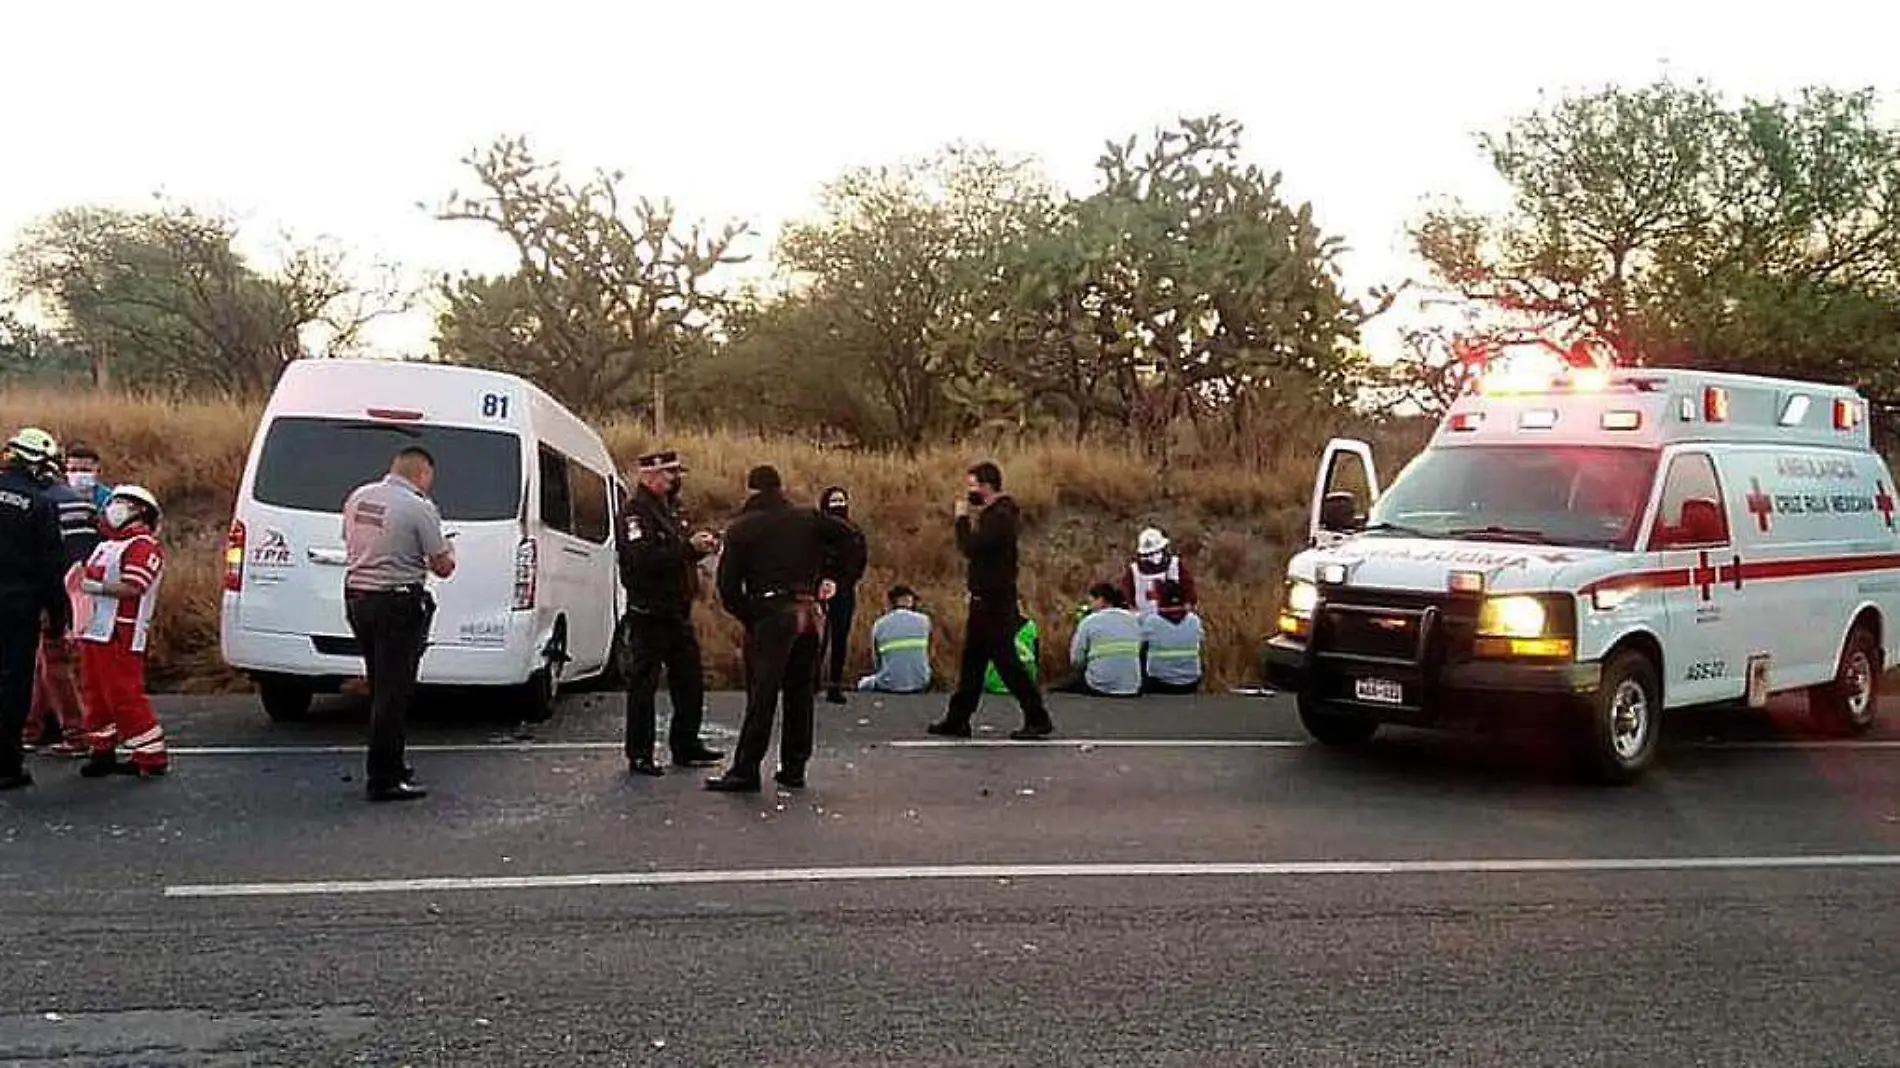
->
xmin=926 ymin=719 xmax=972 ymax=739
xmin=824 ymin=689 xmax=846 ymax=705
xmin=80 ymin=754 xmax=121 ymax=779
xmin=628 ymin=757 xmax=665 ymax=778
xmin=1009 ymin=723 xmax=1055 ymax=741
xmin=402 ymin=764 xmax=419 ymax=785
xmin=0 ymin=769 xmax=31 ymax=791
xmin=367 ymin=782 xmax=428 ymax=802
xmin=704 ymin=773 xmax=762 ymax=793
xmin=774 ymin=769 xmax=806 ymax=790
xmin=672 ymin=746 xmax=724 ymax=768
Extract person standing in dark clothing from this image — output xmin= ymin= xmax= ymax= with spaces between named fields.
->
xmin=707 ymin=466 xmax=853 ymax=793
xmin=1 ymin=428 xmax=75 ymax=791
xmin=928 ymin=461 xmax=1054 ymax=741
xmin=616 ymin=449 xmax=725 ymax=777
xmin=815 ymin=485 xmax=868 ymax=705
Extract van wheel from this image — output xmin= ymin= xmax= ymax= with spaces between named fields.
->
xmin=1576 ymin=650 xmax=1661 ymax=785
xmin=258 ymin=676 xmax=313 ymax=723
xmin=1298 ymin=696 xmax=1379 ymax=746
xmin=1810 ymin=625 xmax=1880 ymax=737
xmin=516 ymin=634 xmax=567 ymax=724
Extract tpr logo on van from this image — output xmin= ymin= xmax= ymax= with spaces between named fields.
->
xmin=248 ymin=529 xmax=294 ymax=581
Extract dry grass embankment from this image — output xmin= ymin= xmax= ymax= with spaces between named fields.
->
xmin=0 ymin=389 xmax=1428 ymax=694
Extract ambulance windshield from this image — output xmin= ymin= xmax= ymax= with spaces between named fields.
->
xmin=1366 ymin=445 xmax=1659 ymax=550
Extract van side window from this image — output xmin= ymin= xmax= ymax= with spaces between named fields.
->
xmin=569 ymin=460 xmax=611 ymax=544
xmin=538 ymin=445 xmax=574 ymax=534
xmin=1651 ymin=453 xmax=1729 ymax=549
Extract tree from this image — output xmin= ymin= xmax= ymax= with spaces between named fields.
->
xmin=8 ymin=201 xmax=400 ymax=396
xmin=433 ymin=136 xmax=749 ymax=425
xmin=0 ymin=310 xmax=87 ymax=384
xmin=774 ymin=144 xmax=1058 ymax=452
xmin=1413 ymin=79 xmax=1900 ymax=396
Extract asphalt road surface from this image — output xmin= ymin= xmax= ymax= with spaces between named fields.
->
xmin=4 ymin=688 xmax=1900 ymax=1067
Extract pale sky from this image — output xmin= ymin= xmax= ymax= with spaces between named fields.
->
xmin=4 ymin=0 xmax=1895 ymax=364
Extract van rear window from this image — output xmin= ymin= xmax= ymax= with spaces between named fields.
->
xmin=251 ymin=416 xmax=523 ymax=520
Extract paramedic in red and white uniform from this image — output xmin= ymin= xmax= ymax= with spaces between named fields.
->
xmin=1118 ymin=527 xmax=1198 ymax=618
xmin=75 ymin=485 xmax=168 ymax=778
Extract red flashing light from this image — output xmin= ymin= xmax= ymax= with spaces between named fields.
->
xmin=223 ymin=520 xmax=246 ymax=592
xmin=1449 ymin=411 xmax=1484 ymax=432
xmin=366 ymin=407 xmax=425 ymax=421
xmin=1703 ymin=387 xmax=1729 ymax=422
xmin=1835 ymin=397 xmax=1863 ymax=430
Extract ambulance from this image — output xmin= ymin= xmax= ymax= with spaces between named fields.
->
xmin=1264 ymin=359 xmax=1897 ymax=783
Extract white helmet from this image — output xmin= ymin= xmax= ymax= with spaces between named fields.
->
xmin=1137 ymin=527 xmax=1169 ymax=556
xmin=108 ymin=484 xmax=162 ymax=528
xmin=5 ymin=427 xmax=57 ymax=468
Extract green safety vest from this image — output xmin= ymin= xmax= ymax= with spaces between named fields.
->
xmin=984 ymin=617 xmax=1039 ymax=693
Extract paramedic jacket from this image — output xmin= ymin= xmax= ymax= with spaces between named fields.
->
xmin=0 ymin=466 xmax=70 ymax=632
xmin=44 ymin=478 xmax=100 ymax=567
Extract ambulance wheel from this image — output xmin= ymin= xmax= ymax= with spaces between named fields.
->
xmin=257 ymin=676 xmax=313 ymax=722
xmin=1810 ymin=625 xmax=1880 ymax=737
xmin=1577 ymin=650 xmax=1660 ymax=785
xmin=1298 ymin=697 xmax=1379 ymax=746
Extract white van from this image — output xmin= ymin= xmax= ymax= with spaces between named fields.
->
xmin=219 ymin=359 xmax=626 ymax=723
xmin=1265 ymin=361 xmax=1897 ymax=783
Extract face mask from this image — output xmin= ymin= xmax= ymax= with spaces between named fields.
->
xmin=68 ymin=472 xmax=96 ymax=491
xmin=966 ymin=491 xmax=986 ymax=508
xmin=1140 ymin=551 xmax=1166 ymax=566
xmin=103 ymin=502 xmax=136 ymax=528
xmin=826 ymin=499 xmax=848 ymax=517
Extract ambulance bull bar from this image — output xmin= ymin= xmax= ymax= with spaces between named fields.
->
xmin=1261 ymin=589 xmax=1602 ymax=722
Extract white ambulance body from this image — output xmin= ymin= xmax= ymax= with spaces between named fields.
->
xmin=219 ymin=359 xmax=626 ymax=723
xmin=1265 ymin=363 xmax=1896 ymax=783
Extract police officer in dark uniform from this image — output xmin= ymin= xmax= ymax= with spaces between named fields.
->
xmin=616 ymin=449 xmax=725 ymax=777
xmin=1 ymin=428 xmax=72 ymax=792
xmin=342 ymin=447 xmax=456 ymax=803
xmin=706 ymin=465 xmax=854 ymax=793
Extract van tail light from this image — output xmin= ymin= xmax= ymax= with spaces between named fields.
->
xmin=223 ymin=520 xmax=246 ymax=592
xmin=512 ymin=538 xmax=538 ymax=610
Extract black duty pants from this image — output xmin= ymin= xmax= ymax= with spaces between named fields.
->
xmin=622 ymin=612 xmax=707 ymax=762
xmin=730 ymin=605 xmax=820 ymax=780
xmin=820 ymin=587 xmax=857 ymax=692
xmin=0 ymin=605 xmax=40 ymax=777
xmin=945 ymin=595 xmax=1051 ymax=730
xmin=345 ymin=589 xmax=432 ymax=791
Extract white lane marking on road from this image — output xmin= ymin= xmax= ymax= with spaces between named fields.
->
xmin=157 ymin=737 xmax=1900 ymax=756
xmin=888 ymin=739 xmax=1308 ymax=749
xmin=164 ymin=854 xmax=1900 ymax=898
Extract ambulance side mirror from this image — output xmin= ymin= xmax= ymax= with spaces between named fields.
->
xmin=1309 ymin=438 xmax=1380 ymax=547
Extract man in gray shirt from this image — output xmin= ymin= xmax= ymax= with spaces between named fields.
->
xmin=858 ymin=585 xmax=932 ymax=694
xmin=343 ymin=446 xmax=455 ymax=803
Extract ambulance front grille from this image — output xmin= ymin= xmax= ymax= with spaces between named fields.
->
xmin=1313 ymin=589 xmax=1475 ymax=666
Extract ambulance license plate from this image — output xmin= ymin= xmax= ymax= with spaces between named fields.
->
xmin=1353 ymin=677 xmax=1404 ymax=705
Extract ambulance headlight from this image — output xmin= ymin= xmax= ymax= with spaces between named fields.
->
xmin=1478 ymin=595 xmax=1548 ymax=638
xmin=1277 ymin=579 xmax=1320 ymax=640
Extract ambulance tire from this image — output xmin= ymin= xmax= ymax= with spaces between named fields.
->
xmin=1576 ymin=649 xmax=1660 ymax=785
xmin=1810 ymin=625 xmax=1880 ymax=737
xmin=1297 ymin=696 xmax=1379 ymax=747
xmin=257 ymin=675 xmax=313 ymax=723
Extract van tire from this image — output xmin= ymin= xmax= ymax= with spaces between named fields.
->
xmin=516 ymin=669 xmax=558 ymax=724
xmin=1576 ymin=650 xmax=1661 ymax=785
xmin=1810 ymin=625 xmax=1880 ymax=737
xmin=1298 ymin=696 xmax=1379 ymax=746
xmin=258 ymin=677 xmax=313 ymax=723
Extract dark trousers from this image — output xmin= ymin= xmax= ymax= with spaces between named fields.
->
xmin=731 ymin=605 xmax=820 ymax=780
xmin=345 ymin=589 xmax=431 ymax=790
xmin=820 ymin=588 xmax=856 ymax=692
xmin=622 ymin=613 xmax=707 ymax=761
xmin=1142 ymin=677 xmax=1201 ymax=696
xmin=945 ymin=596 xmax=1051 ymax=730
xmin=0 ymin=608 xmax=39 ymax=776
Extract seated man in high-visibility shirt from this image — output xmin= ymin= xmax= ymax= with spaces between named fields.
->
xmin=1139 ymin=579 xmax=1204 ymax=694
xmin=1053 ymin=583 xmax=1143 ymax=697
xmin=858 ymin=585 xmax=932 ymax=694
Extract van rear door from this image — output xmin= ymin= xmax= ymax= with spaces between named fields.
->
xmin=238 ymin=415 xmax=525 ymax=651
